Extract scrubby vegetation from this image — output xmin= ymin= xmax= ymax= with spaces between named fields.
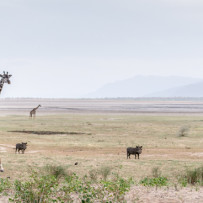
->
xmin=7 ymin=165 xmax=133 ymax=202
xmin=0 ymin=165 xmax=200 ymax=202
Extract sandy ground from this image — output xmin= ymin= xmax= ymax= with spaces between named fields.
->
xmin=0 ymin=143 xmax=203 ymax=160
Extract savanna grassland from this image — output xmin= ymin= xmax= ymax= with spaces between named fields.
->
xmin=0 ymin=99 xmax=202 ymax=202
xmin=0 ymin=113 xmax=202 ymax=180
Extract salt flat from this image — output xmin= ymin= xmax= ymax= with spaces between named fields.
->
xmin=1 ymin=98 xmax=203 ymax=115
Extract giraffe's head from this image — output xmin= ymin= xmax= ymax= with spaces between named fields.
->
xmin=0 ymin=71 xmax=12 ymax=84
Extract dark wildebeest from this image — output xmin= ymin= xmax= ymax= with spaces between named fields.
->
xmin=127 ymin=146 xmax=142 ymax=159
xmin=15 ymin=142 xmax=27 ymax=154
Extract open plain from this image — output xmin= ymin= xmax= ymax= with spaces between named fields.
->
xmin=0 ymin=98 xmax=202 ymax=202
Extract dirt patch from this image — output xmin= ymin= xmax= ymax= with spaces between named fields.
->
xmin=0 ymin=196 xmax=9 ymax=203
xmin=187 ymin=152 xmax=203 ymax=157
xmin=0 ymin=147 xmax=7 ymax=152
xmin=9 ymin=130 xmax=89 ymax=135
xmin=0 ymin=144 xmax=15 ymax=153
xmin=0 ymin=144 xmax=14 ymax=148
xmin=27 ymin=150 xmax=41 ymax=154
xmin=125 ymin=186 xmax=203 ymax=203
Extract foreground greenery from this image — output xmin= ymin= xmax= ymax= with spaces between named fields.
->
xmin=0 ymin=165 xmax=202 ymax=202
xmin=5 ymin=165 xmax=134 ymax=202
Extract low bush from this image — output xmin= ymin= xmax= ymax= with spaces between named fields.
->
xmin=0 ymin=178 xmax=11 ymax=195
xmin=140 ymin=177 xmax=168 ymax=187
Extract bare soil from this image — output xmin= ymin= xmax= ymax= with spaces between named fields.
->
xmin=125 ymin=186 xmax=203 ymax=203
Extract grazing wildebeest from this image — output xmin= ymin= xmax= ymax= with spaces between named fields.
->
xmin=15 ymin=142 xmax=27 ymax=154
xmin=127 ymin=146 xmax=142 ymax=159
xmin=0 ymin=159 xmax=4 ymax=172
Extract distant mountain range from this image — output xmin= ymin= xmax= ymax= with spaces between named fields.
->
xmin=148 ymin=81 xmax=203 ymax=97
xmin=85 ymin=76 xmax=203 ymax=98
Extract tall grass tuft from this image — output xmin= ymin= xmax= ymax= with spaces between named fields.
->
xmin=178 ymin=166 xmax=203 ymax=186
xmin=99 ymin=166 xmax=112 ymax=181
xmin=178 ymin=125 xmax=190 ymax=137
xmin=185 ymin=166 xmax=203 ymax=185
xmin=89 ymin=169 xmax=98 ymax=182
xmin=43 ymin=165 xmax=67 ymax=179
xmin=151 ymin=167 xmax=162 ymax=178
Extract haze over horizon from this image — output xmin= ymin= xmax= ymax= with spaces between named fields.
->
xmin=1 ymin=0 xmax=203 ymax=98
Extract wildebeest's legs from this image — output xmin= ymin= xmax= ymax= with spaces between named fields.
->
xmin=138 ymin=154 xmax=139 ymax=159
xmin=135 ymin=154 xmax=136 ymax=159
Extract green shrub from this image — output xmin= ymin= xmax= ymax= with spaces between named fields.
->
xmin=0 ymin=178 xmax=11 ymax=195
xmin=101 ymin=175 xmax=133 ymax=196
xmin=140 ymin=177 xmax=168 ymax=187
xmin=10 ymin=171 xmax=59 ymax=202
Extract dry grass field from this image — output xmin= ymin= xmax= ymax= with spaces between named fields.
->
xmin=0 ymin=99 xmax=202 ymax=202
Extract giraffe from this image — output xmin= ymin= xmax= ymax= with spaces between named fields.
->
xmin=0 ymin=71 xmax=12 ymax=94
xmin=30 ymin=105 xmax=41 ymax=118
xmin=0 ymin=71 xmax=11 ymax=173
xmin=0 ymin=159 xmax=4 ymax=172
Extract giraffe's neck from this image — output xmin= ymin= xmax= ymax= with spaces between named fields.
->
xmin=0 ymin=80 xmax=4 ymax=95
xmin=36 ymin=105 xmax=40 ymax=110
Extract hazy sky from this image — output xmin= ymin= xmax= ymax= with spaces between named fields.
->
xmin=0 ymin=0 xmax=203 ymax=97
